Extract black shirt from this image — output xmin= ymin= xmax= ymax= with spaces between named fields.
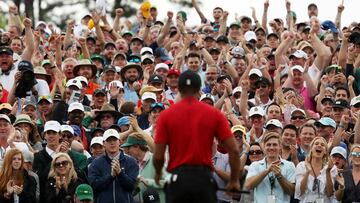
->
xmin=335 ymin=169 xmax=360 ymax=203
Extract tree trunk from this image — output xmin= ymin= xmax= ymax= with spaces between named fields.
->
xmin=112 ymin=0 xmax=122 ymax=18
xmin=38 ymin=0 xmax=43 ymax=21
xmin=24 ymin=0 xmax=34 ymax=20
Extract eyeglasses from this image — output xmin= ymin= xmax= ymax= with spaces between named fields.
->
xmin=291 ymin=116 xmax=305 ymax=120
xmin=128 ymin=58 xmax=140 ymax=63
xmin=249 ymin=150 xmax=263 ymax=155
xmin=54 ymin=160 xmax=69 ymax=168
xmin=351 ymin=152 xmax=360 ymax=157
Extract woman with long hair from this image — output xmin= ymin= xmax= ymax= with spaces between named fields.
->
xmin=0 ymin=148 xmax=36 ymax=203
xmin=44 ymin=152 xmax=83 ymax=203
xmin=294 ymin=137 xmax=336 ymax=203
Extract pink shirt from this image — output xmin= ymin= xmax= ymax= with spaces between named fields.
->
xmin=300 ymin=86 xmax=316 ymax=112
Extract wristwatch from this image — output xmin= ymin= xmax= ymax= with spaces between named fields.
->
xmin=276 ymin=174 xmax=283 ymax=180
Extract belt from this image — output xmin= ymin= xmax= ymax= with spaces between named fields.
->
xmin=172 ymin=165 xmax=212 ymax=173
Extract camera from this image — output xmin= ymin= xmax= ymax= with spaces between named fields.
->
xmin=15 ymin=60 xmax=37 ymax=98
xmin=348 ymin=32 xmax=360 ymax=45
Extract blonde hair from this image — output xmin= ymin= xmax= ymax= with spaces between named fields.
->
xmin=350 ymin=144 xmax=360 ymax=152
xmin=48 ymin=153 xmax=77 ymax=185
xmin=308 ymin=137 xmax=328 ymax=167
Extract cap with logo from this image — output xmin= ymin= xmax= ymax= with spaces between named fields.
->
xmin=141 ymin=54 xmax=155 ymax=63
xmin=167 ymin=68 xmax=180 ymax=77
xmin=61 ymin=125 xmax=74 ymax=135
xmin=44 ymin=120 xmax=61 ymax=133
xmin=75 ymin=76 xmax=88 ymax=87
xmin=248 ymin=69 xmax=263 ymax=77
xmin=178 ymin=70 xmax=201 ymax=91
xmin=244 ymin=31 xmax=257 ymax=42
xmin=75 ymin=184 xmax=93 ymax=201
xmin=38 ymin=95 xmax=53 ymax=104
xmin=103 ymin=129 xmax=120 ymax=140
xmin=290 ymin=50 xmax=308 ymax=59
xmin=291 ymin=65 xmax=305 ymax=73
xmin=332 ymin=99 xmax=350 ymax=109
xmin=249 ymin=106 xmax=265 ymax=117
xmin=231 ymin=46 xmax=245 ymax=58
xmin=154 ymin=63 xmax=169 ymax=72
xmin=0 ymin=103 xmax=12 ymax=111
xmin=103 ymin=65 xmax=117 ymax=73
xmin=148 ymin=75 xmax=164 ymax=84
xmin=142 ymin=187 xmax=160 ymax=203
xmin=66 ymin=79 xmax=82 ymax=89
xmin=94 ymin=89 xmax=106 ymax=96
xmin=0 ymin=114 xmax=11 ymax=123
xmin=0 ymin=46 xmax=14 ymax=55
xmin=140 ymin=47 xmax=153 ymax=55
xmin=321 ymin=97 xmax=334 ymax=105
xmin=199 ymin=94 xmax=215 ymax=103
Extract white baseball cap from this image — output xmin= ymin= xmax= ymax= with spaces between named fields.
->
xmin=232 ymin=86 xmax=242 ymax=95
xmin=330 ymin=146 xmax=347 ymax=160
xmin=60 ymin=125 xmax=74 ymax=135
xmin=249 ymin=106 xmax=265 ymax=117
xmin=141 ymin=92 xmax=157 ymax=102
xmin=199 ymin=93 xmax=215 ymax=103
xmin=350 ymin=95 xmax=360 ymax=106
xmin=0 ymin=114 xmax=11 ymax=123
xmin=291 ymin=108 xmax=306 ymax=116
xmin=244 ymin=31 xmax=257 ymax=42
xmin=290 ymin=50 xmax=308 ymax=59
xmin=66 ymin=78 xmax=82 ymax=89
xmin=90 ymin=136 xmax=104 ymax=147
xmin=103 ymin=129 xmax=120 ymax=140
xmin=109 ymin=80 xmax=124 ymax=89
xmin=154 ymin=63 xmax=169 ymax=72
xmin=265 ymin=119 xmax=283 ymax=129
xmin=75 ymin=76 xmax=88 ymax=86
xmin=68 ymin=102 xmax=84 ymax=112
xmin=140 ymin=47 xmax=153 ymax=55
xmin=291 ymin=65 xmax=304 ymax=73
xmin=44 ymin=120 xmax=61 ymax=133
xmin=249 ymin=69 xmax=263 ymax=77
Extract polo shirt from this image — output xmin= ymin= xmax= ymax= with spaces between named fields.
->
xmin=246 ymin=157 xmax=295 ymax=203
xmin=85 ymin=81 xmax=100 ymax=95
xmin=0 ymin=64 xmax=18 ymax=91
xmin=123 ymin=82 xmax=139 ymax=104
xmin=155 ymin=97 xmax=233 ymax=172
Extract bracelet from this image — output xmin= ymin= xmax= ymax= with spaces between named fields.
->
xmin=109 ymin=29 xmax=113 ymax=34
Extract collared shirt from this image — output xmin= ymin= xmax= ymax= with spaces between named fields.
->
xmin=0 ymin=64 xmax=18 ymax=91
xmin=213 ymin=151 xmax=231 ymax=202
xmin=246 ymin=157 xmax=296 ymax=203
xmin=123 ymin=82 xmax=139 ymax=104
xmin=45 ymin=146 xmax=56 ymax=158
xmin=139 ymin=151 xmax=149 ymax=170
xmin=165 ymin=89 xmax=177 ymax=101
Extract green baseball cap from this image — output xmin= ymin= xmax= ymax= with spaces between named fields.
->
xmin=121 ymin=134 xmax=147 ymax=148
xmin=90 ymin=54 xmax=105 ymax=65
xmin=75 ymin=184 xmax=93 ymax=201
xmin=41 ymin=59 xmax=51 ymax=67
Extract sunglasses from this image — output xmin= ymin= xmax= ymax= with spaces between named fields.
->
xmin=128 ymin=58 xmax=140 ymax=63
xmin=61 ymin=133 xmax=73 ymax=139
xmin=351 ymin=152 xmax=360 ymax=157
xmin=291 ymin=116 xmax=305 ymax=120
xmin=249 ymin=150 xmax=263 ymax=155
xmin=142 ymin=61 xmax=153 ymax=65
xmin=54 ymin=160 xmax=69 ymax=168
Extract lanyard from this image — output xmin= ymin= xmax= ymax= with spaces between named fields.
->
xmin=265 ymin=159 xmax=276 ymax=195
xmin=310 ymin=163 xmax=321 ymax=197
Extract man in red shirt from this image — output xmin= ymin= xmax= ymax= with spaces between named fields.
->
xmin=153 ymin=70 xmax=240 ymax=203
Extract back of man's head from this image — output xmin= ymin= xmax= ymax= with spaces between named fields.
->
xmin=178 ymin=70 xmax=201 ymax=96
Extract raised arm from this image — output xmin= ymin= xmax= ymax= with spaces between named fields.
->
xmin=21 ymin=18 xmax=35 ymax=61
xmin=218 ymin=11 xmax=229 ymax=37
xmin=251 ymin=7 xmax=260 ymax=28
xmin=64 ymin=19 xmax=75 ymax=49
xmin=262 ymin=0 xmax=269 ymax=32
xmin=8 ymin=4 xmax=24 ymax=33
xmin=157 ymin=12 xmax=173 ymax=47
xmin=309 ymin=18 xmax=332 ymax=71
xmin=303 ymin=60 xmax=318 ymax=97
xmin=92 ymin=11 xmax=105 ymax=47
xmin=113 ymin=8 xmax=124 ymax=32
xmin=338 ymin=32 xmax=350 ymax=69
xmin=335 ymin=1 xmax=344 ymax=30
xmin=191 ymin=0 xmax=208 ymax=23
xmin=274 ymin=32 xmax=296 ymax=67
xmin=78 ymin=37 xmax=90 ymax=59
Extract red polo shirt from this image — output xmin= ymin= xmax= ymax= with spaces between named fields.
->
xmin=155 ymin=97 xmax=233 ymax=172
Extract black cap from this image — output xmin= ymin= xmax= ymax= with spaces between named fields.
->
xmin=209 ymin=47 xmax=221 ymax=54
xmin=142 ymin=188 xmax=160 ymax=203
xmin=86 ymin=36 xmax=96 ymax=43
xmin=18 ymin=60 xmax=33 ymax=71
xmin=204 ymin=35 xmax=215 ymax=41
xmin=321 ymin=97 xmax=334 ymax=104
xmin=148 ymin=74 xmax=164 ymax=84
xmin=178 ymin=70 xmax=201 ymax=92
xmin=308 ymin=3 xmax=318 ymax=9
xmin=216 ymin=35 xmax=229 ymax=44
xmin=104 ymin=41 xmax=116 ymax=49
xmin=267 ymin=33 xmax=279 ymax=39
xmin=103 ymin=65 xmax=116 ymax=73
xmin=255 ymin=77 xmax=271 ymax=86
xmin=131 ymin=37 xmax=144 ymax=44
xmin=349 ymin=32 xmax=360 ymax=45
xmin=217 ymin=74 xmax=232 ymax=83
xmin=90 ymin=128 xmax=104 ymax=137
xmin=0 ymin=46 xmax=13 ymax=55
xmin=332 ymin=99 xmax=350 ymax=109
xmin=94 ymin=89 xmax=106 ymax=96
